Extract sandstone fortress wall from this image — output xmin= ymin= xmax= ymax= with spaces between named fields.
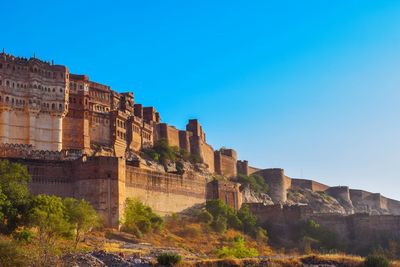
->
xmin=1 ymin=51 xmax=399 ymax=227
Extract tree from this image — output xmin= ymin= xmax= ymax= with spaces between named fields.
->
xmin=63 ymin=198 xmax=99 ymax=249
xmin=216 ymin=235 xmax=259 ymax=259
xmin=122 ymin=198 xmax=164 ymax=237
xmin=29 ymin=195 xmax=72 ymax=266
xmin=237 ymin=205 xmax=257 ymax=235
xmin=0 ymin=160 xmax=31 ymax=234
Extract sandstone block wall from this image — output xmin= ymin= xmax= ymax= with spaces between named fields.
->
xmin=290 ymin=178 xmax=329 ymax=192
xmin=214 ymin=149 xmax=237 ymax=178
xmin=125 ymin=165 xmax=207 ymax=215
xmin=254 ymin=168 xmax=291 ymax=203
xmin=206 ymin=180 xmax=242 ymax=210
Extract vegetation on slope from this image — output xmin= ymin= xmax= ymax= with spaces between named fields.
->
xmin=143 ymin=139 xmax=202 ymax=168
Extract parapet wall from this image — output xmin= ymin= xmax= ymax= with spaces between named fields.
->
xmin=290 ymin=178 xmax=329 ymax=192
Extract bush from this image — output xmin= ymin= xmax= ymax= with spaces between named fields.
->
xmin=205 ymin=200 xmax=262 ymax=237
xmin=157 ymin=252 xmax=182 ymax=266
xmin=12 ymin=229 xmax=33 ymax=242
xmin=143 ymin=139 xmax=179 ymax=165
xmin=122 ymin=198 xmax=164 ymax=237
xmin=0 ymin=240 xmax=29 ymax=267
xmin=364 ymin=254 xmax=389 ymax=267
xmin=213 ymin=216 xmax=227 ymax=233
xmin=216 ymin=235 xmax=259 ymax=259
xmin=197 ymin=210 xmax=213 ymax=224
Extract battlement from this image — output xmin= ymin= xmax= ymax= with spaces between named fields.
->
xmin=0 ymin=143 xmax=82 ymax=161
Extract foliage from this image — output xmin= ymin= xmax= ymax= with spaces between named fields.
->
xmin=29 ymin=194 xmax=72 ymax=265
xmin=0 ymin=160 xmax=31 ymax=234
xmin=63 ymin=198 xmax=99 ymax=248
xmin=197 ymin=210 xmax=213 ymax=224
xmin=143 ymin=139 xmax=179 ymax=165
xmin=12 ymin=229 xmax=34 ymax=243
xmin=216 ymin=235 xmax=259 ymax=259
xmin=144 ymin=139 xmax=203 ymax=168
xmin=0 ymin=239 xmax=30 ymax=267
xmin=122 ymin=198 xmax=164 ymax=237
xmin=237 ymin=205 xmax=257 ymax=235
xmin=213 ymin=216 xmax=228 ymax=233
xmin=235 ymin=174 xmax=268 ymax=194
xmin=364 ymin=254 xmax=389 ymax=267
xmin=29 ymin=194 xmax=72 ymax=240
xmin=297 ymin=219 xmax=341 ymax=252
xmin=205 ymin=200 xmax=261 ymax=237
xmin=157 ymin=252 xmax=182 ymax=266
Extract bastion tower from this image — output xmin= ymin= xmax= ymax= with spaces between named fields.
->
xmin=0 ymin=52 xmax=68 ymax=151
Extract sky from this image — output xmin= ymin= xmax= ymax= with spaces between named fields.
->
xmin=2 ymin=1 xmax=400 ymax=199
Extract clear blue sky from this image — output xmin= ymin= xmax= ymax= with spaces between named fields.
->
xmin=2 ymin=1 xmax=400 ymax=199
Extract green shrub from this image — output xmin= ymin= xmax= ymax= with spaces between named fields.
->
xmin=364 ymin=254 xmax=389 ymax=267
xmin=235 ymin=174 xmax=268 ymax=194
xmin=213 ymin=216 xmax=227 ymax=233
xmin=197 ymin=210 xmax=213 ymax=224
xmin=12 ymin=229 xmax=33 ymax=242
xmin=157 ymin=252 xmax=182 ymax=266
xmin=122 ymin=198 xmax=164 ymax=237
xmin=216 ymin=235 xmax=258 ymax=259
xmin=0 ymin=240 xmax=29 ymax=267
xmin=205 ymin=200 xmax=261 ymax=237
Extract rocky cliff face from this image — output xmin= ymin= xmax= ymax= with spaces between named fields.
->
xmin=287 ymin=188 xmax=347 ymax=214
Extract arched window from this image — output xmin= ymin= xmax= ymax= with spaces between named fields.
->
xmin=52 ymin=103 xmax=55 ymax=109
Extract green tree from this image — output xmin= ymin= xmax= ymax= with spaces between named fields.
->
xmin=29 ymin=194 xmax=72 ymax=266
xmin=122 ymin=198 xmax=164 ymax=237
xmin=63 ymin=198 xmax=99 ymax=249
xmin=237 ymin=205 xmax=257 ymax=235
xmin=0 ymin=160 xmax=31 ymax=234
xmin=216 ymin=235 xmax=259 ymax=259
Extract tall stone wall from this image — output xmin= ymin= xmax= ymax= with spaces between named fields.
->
xmin=214 ymin=149 xmax=237 ymax=178
xmin=250 ymin=204 xmax=400 ymax=245
xmin=206 ymin=180 xmax=242 ymax=210
xmin=254 ymin=168 xmax=291 ymax=203
xmin=290 ymin=178 xmax=329 ymax=192
xmin=125 ymin=165 xmax=207 ymax=215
